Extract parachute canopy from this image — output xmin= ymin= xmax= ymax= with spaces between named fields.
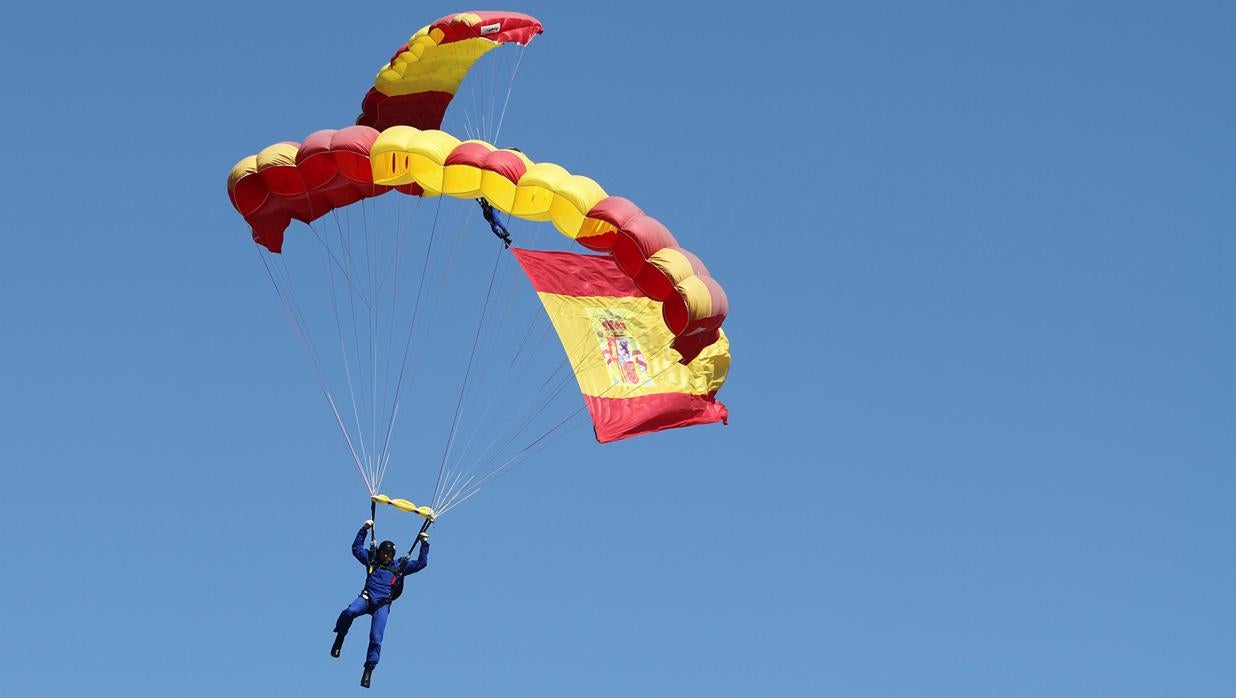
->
xmin=358 ymin=11 xmax=543 ymax=131
xmin=227 ymin=125 xmax=729 ymax=363
xmin=227 ymin=11 xmax=730 ymax=515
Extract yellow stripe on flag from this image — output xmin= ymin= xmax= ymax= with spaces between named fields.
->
xmin=536 ymin=292 xmax=728 ymax=399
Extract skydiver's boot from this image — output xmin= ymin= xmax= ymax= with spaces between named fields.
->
xmin=360 ymin=663 xmax=374 ymax=689
xmin=330 ymin=633 xmax=344 ymax=658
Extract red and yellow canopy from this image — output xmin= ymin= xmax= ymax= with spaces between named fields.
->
xmin=227 ymin=125 xmax=728 ymax=364
xmin=357 ymin=11 xmax=543 ymax=131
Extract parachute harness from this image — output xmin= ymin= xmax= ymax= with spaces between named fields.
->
xmin=476 ymin=198 xmax=512 ymax=248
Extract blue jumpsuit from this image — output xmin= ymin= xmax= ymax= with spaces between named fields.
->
xmin=333 ymin=526 xmax=429 ymax=667
xmin=479 ymin=198 xmax=512 ymax=246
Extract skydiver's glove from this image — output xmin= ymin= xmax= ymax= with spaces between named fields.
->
xmin=362 ymin=519 xmax=374 ymax=530
xmin=417 ymin=531 xmax=430 ymax=543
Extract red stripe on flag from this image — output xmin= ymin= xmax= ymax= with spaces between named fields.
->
xmin=585 ymin=391 xmax=728 ymax=443
xmin=512 ymin=248 xmax=643 ymax=298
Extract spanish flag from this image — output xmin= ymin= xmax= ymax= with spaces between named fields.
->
xmin=514 ymin=248 xmax=730 ymax=443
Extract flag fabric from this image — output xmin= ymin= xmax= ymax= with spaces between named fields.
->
xmin=513 ymin=248 xmax=729 ymax=443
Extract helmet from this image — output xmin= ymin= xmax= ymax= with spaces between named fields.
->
xmin=377 ymin=540 xmax=397 ymax=562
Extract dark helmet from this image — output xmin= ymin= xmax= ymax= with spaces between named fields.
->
xmin=377 ymin=540 xmax=397 ymax=562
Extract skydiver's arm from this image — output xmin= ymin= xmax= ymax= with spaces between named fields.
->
xmin=402 ymin=541 xmax=429 ymax=575
xmin=351 ymin=526 xmax=370 ymax=566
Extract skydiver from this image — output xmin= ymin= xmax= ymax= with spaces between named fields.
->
xmin=477 ymin=198 xmax=513 ymax=248
xmin=330 ymin=520 xmax=430 ymax=688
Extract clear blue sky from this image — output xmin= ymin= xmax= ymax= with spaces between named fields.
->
xmin=2 ymin=2 xmax=1233 ymax=696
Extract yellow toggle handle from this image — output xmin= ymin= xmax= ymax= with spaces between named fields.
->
xmin=371 ymin=494 xmax=436 ymax=521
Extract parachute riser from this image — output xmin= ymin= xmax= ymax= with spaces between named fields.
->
xmin=405 ymin=518 xmax=434 ymax=558
xmin=369 ymin=500 xmax=378 ymax=548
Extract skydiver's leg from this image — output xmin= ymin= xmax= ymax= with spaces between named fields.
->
xmin=365 ymin=604 xmax=389 ymax=668
xmin=334 ymin=596 xmax=369 ymax=635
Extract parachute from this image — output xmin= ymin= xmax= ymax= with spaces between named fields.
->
xmin=227 ymin=126 xmax=728 ymax=363
xmin=358 ymin=12 xmax=543 ymax=131
xmin=227 ymin=11 xmax=730 ymax=520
